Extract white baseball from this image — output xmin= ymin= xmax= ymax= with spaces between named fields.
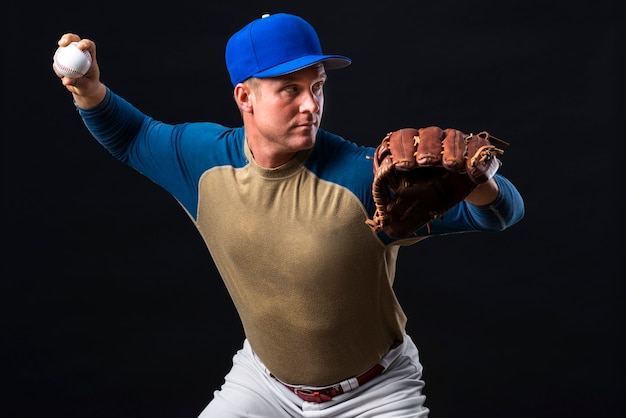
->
xmin=53 ymin=42 xmax=92 ymax=78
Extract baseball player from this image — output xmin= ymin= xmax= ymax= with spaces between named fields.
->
xmin=53 ymin=13 xmax=524 ymax=417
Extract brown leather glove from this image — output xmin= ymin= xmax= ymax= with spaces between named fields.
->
xmin=365 ymin=127 xmax=508 ymax=238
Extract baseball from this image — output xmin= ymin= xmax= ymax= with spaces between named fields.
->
xmin=53 ymin=42 xmax=92 ymax=78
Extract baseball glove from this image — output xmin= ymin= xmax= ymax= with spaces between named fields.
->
xmin=365 ymin=126 xmax=508 ymax=239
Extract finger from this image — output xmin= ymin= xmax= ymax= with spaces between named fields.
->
xmin=388 ymin=128 xmax=420 ymax=170
xmin=441 ymin=128 xmax=467 ymax=171
xmin=465 ymin=132 xmax=504 ymax=184
xmin=76 ymin=38 xmax=96 ymax=60
xmin=61 ymin=76 xmax=77 ymax=87
xmin=415 ymin=126 xmax=444 ymax=166
xmin=58 ymin=33 xmax=81 ymax=47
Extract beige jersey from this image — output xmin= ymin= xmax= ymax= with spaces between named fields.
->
xmin=79 ymin=88 xmax=524 ymax=387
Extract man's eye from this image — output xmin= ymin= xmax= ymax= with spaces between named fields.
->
xmin=312 ymin=82 xmax=325 ymax=93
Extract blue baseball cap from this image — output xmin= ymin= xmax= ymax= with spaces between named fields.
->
xmin=225 ymin=13 xmax=352 ymax=86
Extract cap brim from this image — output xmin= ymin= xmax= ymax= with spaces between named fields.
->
xmin=252 ymin=55 xmax=351 ymax=79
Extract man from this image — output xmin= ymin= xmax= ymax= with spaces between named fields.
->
xmin=54 ymin=12 xmax=524 ymax=417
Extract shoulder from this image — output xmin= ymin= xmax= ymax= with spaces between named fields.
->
xmin=174 ymin=122 xmax=244 ymax=141
xmin=314 ymin=129 xmax=374 ymax=162
xmin=172 ymin=123 xmax=247 ymax=167
xmin=306 ymin=129 xmax=375 ymax=187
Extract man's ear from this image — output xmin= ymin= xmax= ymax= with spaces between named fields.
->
xmin=234 ymin=83 xmax=254 ymax=113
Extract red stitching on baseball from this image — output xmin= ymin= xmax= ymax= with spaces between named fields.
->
xmin=54 ymin=62 xmax=84 ymax=77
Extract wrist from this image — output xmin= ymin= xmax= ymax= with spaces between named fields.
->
xmin=73 ymin=82 xmax=107 ymax=109
xmin=464 ymin=178 xmax=500 ymax=206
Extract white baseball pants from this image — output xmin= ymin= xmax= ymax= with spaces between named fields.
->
xmin=198 ymin=334 xmax=430 ymax=417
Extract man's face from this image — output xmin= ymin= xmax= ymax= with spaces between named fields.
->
xmin=245 ymin=64 xmax=327 ymax=157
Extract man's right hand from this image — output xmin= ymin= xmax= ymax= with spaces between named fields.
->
xmin=53 ymin=33 xmax=107 ymax=108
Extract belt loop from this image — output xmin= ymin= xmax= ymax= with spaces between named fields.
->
xmin=340 ymin=377 xmax=359 ymax=392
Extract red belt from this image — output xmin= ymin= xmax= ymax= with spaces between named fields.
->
xmin=279 ymin=363 xmax=385 ymax=403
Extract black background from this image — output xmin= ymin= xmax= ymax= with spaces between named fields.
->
xmin=4 ymin=1 xmax=622 ymax=417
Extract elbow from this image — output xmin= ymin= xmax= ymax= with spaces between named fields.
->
xmin=492 ymin=175 xmax=525 ymax=230
xmin=498 ymin=197 xmax=525 ymax=231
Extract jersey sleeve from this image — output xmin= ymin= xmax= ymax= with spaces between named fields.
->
xmin=76 ymin=87 xmax=246 ymax=218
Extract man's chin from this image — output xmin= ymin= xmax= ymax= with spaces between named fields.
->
xmin=294 ymin=126 xmax=317 ymax=143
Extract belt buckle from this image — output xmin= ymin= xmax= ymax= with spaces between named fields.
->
xmin=294 ymin=389 xmax=334 ymax=403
